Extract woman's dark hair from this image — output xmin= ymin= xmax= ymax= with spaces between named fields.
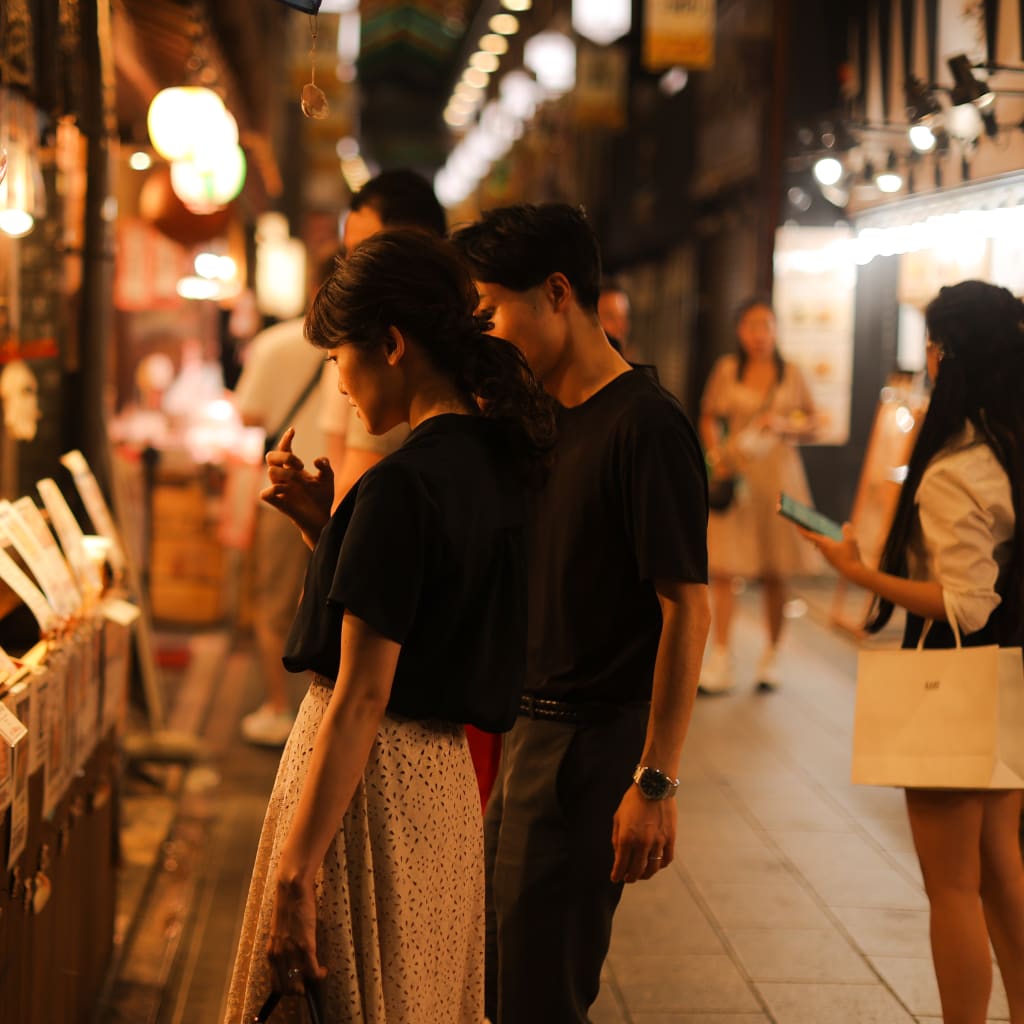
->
xmin=305 ymin=229 xmax=555 ymax=475
xmin=451 ymin=203 xmax=602 ymax=313
xmin=866 ymin=280 xmax=1024 ymax=639
xmin=734 ymin=296 xmax=785 ymax=382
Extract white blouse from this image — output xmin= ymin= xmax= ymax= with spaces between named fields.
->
xmin=908 ymin=423 xmax=1015 ymax=634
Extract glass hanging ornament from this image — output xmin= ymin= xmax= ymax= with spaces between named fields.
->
xmin=301 ymin=16 xmax=329 ymax=119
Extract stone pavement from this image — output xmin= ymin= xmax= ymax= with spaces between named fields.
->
xmin=590 ymin=585 xmax=1011 ymax=1024
xmin=100 ymin=584 xmax=1013 ymax=1023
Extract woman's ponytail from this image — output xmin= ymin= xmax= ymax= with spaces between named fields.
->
xmin=306 ymin=228 xmax=555 ymax=479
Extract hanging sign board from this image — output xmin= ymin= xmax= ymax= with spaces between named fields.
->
xmin=575 ymin=45 xmax=629 ymax=129
xmin=644 ymin=0 xmax=716 ymax=71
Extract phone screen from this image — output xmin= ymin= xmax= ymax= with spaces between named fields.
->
xmin=776 ymin=493 xmax=844 ymax=541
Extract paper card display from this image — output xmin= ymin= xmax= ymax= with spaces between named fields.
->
xmin=3 ymin=694 xmax=31 ymax=867
xmin=2 ymin=498 xmax=81 ymax=617
xmin=75 ymin=625 xmax=100 ymax=768
xmin=0 ymin=545 xmax=60 ymax=634
xmin=0 ymin=642 xmax=18 ymax=679
xmin=28 ymin=670 xmax=48 ymax=774
xmin=0 ymin=724 xmax=10 ymax=818
xmin=13 ymin=497 xmax=82 ymax=613
xmin=59 ymin=450 xmax=127 ymax=573
xmin=43 ymin=651 xmax=70 ymax=818
xmin=38 ymin=477 xmax=102 ymax=592
xmin=102 ymin=620 xmax=131 ymax=734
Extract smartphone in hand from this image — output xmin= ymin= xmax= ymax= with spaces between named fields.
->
xmin=776 ymin=492 xmax=844 ymax=541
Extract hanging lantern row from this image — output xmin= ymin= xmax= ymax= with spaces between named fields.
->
xmin=147 ymin=87 xmax=246 ymax=214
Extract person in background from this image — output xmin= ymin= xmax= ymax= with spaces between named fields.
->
xmin=453 ymin=204 xmax=710 ymax=1024
xmin=797 ymin=281 xmax=1024 ymax=1024
xmin=224 ymin=230 xmax=555 ymax=1023
xmin=597 ymin=276 xmax=631 ymax=356
xmin=698 ymin=297 xmax=818 ymax=694
xmin=232 ymin=251 xmax=337 ymax=746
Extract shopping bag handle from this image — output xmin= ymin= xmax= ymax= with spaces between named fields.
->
xmin=916 ymin=608 xmax=963 ymax=650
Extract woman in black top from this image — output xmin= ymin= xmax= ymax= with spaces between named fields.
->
xmin=225 ymin=230 xmax=554 ymax=1024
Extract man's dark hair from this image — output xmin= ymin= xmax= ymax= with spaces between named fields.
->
xmin=349 ymin=170 xmax=447 ymax=237
xmin=451 ymin=203 xmax=602 ymax=312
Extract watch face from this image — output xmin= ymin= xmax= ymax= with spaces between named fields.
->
xmin=637 ymin=768 xmax=671 ymax=800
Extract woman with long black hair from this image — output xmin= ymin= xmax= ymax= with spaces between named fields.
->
xmin=801 ymin=281 xmax=1024 ymax=1024
xmin=225 ymin=229 xmax=555 ymax=1023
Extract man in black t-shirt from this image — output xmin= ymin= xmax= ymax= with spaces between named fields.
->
xmin=453 ymin=205 xmax=710 ymax=1023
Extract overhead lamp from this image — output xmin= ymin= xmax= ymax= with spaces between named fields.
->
xmin=812 ymin=156 xmax=843 ymax=186
xmin=501 ymin=0 xmax=532 ymax=10
xmin=470 ymin=51 xmax=501 ymax=74
xmin=572 ymin=0 xmax=631 ymax=46
xmin=170 ymin=144 xmax=247 ymax=213
xmin=948 ymin=55 xmax=997 ymax=137
xmin=444 ymin=107 xmax=471 ymax=129
xmin=462 ymin=67 xmax=490 ymax=89
xmin=524 ymin=31 xmax=576 ymax=96
xmin=659 ymin=67 xmax=689 ymax=96
xmin=147 ymin=86 xmax=228 ymax=162
xmin=909 ymin=124 xmax=937 ymax=152
xmin=129 ymin=151 xmax=153 ymax=171
xmin=455 ymin=81 xmax=484 ymax=103
xmin=0 ymin=209 xmax=34 ymax=238
xmin=489 ymin=13 xmax=520 ymax=35
xmin=875 ymin=152 xmax=903 ymax=193
xmin=500 ymin=70 xmax=542 ymax=121
xmin=905 ymin=74 xmax=941 ymax=124
xmin=480 ymin=33 xmax=509 ymax=55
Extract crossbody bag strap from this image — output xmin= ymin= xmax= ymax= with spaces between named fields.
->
xmin=264 ymin=364 xmax=323 ymax=452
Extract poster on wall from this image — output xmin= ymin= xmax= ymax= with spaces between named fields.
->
xmin=772 ymin=226 xmax=856 ymax=446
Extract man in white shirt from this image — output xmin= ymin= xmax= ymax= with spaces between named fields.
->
xmin=233 ymin=253 xmax=335 ymax=745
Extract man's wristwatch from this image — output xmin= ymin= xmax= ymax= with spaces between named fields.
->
xmin=632 ymin=764 xmax=680 ymax=801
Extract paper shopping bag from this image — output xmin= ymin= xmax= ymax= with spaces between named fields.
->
xmin=852 ymin=642 xmax=1024 ymax=788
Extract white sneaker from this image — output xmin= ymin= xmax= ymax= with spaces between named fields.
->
xmin=241 ymin=704 xmax=295 ymax=747
xmin=699 ymin=646 xmax=734 ymax=695
xmin=755 ymin=649 xmax=781 ymax=692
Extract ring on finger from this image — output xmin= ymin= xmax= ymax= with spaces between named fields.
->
xmin=648 ymin=853 xmax=663 ymax=862
xmin=287 ymin=967 xmax=301 ymax=979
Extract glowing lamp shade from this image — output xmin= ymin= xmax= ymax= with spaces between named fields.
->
xmin=524 ymin=31 xmax=576 ymax=96
xmin=0 ymin=209 xmax=34 ymax=237
xmin=813 ymin=157 xmax=843 ymax=186
xmin=170 ymin=145 xmax=247 ymax=213
xmin=147 ymin=87 xmax=228 ymax=161
xmin=909 ymin=124 xmax=936 ymax=152
xmin=572 ymin=0 xmax=631 ymax=46
xmin=500 ymin=70 xmax=542 ymax=121
xmin=876 ymin=172 xmax=902 ymax=193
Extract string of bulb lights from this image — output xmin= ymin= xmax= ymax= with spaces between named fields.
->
xmin=804 ymin=54 xmax=1024 ymax=206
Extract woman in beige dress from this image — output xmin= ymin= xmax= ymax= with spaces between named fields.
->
xmin=698 ymin=298 xmax=818 ymax=693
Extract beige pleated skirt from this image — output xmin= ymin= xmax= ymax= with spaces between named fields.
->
xmin=224 ymin=680 xmax=485 ymax=1023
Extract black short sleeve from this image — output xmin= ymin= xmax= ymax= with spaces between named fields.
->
xmin=328 ymin=461 xmax=432 ymax=644
xmin=620 ymin=401 xmax=709 ymax=584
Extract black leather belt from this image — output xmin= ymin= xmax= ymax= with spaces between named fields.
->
xmin=518 ymin=694 xmax=643 ymax=724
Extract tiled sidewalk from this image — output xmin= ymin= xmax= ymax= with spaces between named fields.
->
xmin=591 ymin=587 xmax=1011 ymax=1024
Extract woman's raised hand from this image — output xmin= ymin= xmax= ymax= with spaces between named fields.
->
xmin=797 ymin=522 xmax=862 ymax=578
xmin=261 ymin=427 xmax=334 ymax=545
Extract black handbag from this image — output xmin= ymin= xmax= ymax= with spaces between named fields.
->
xmin=253 ymin=985 xmax=322 ymax=1024
xmin=707 ymin=475 xmax=738 ymax=512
